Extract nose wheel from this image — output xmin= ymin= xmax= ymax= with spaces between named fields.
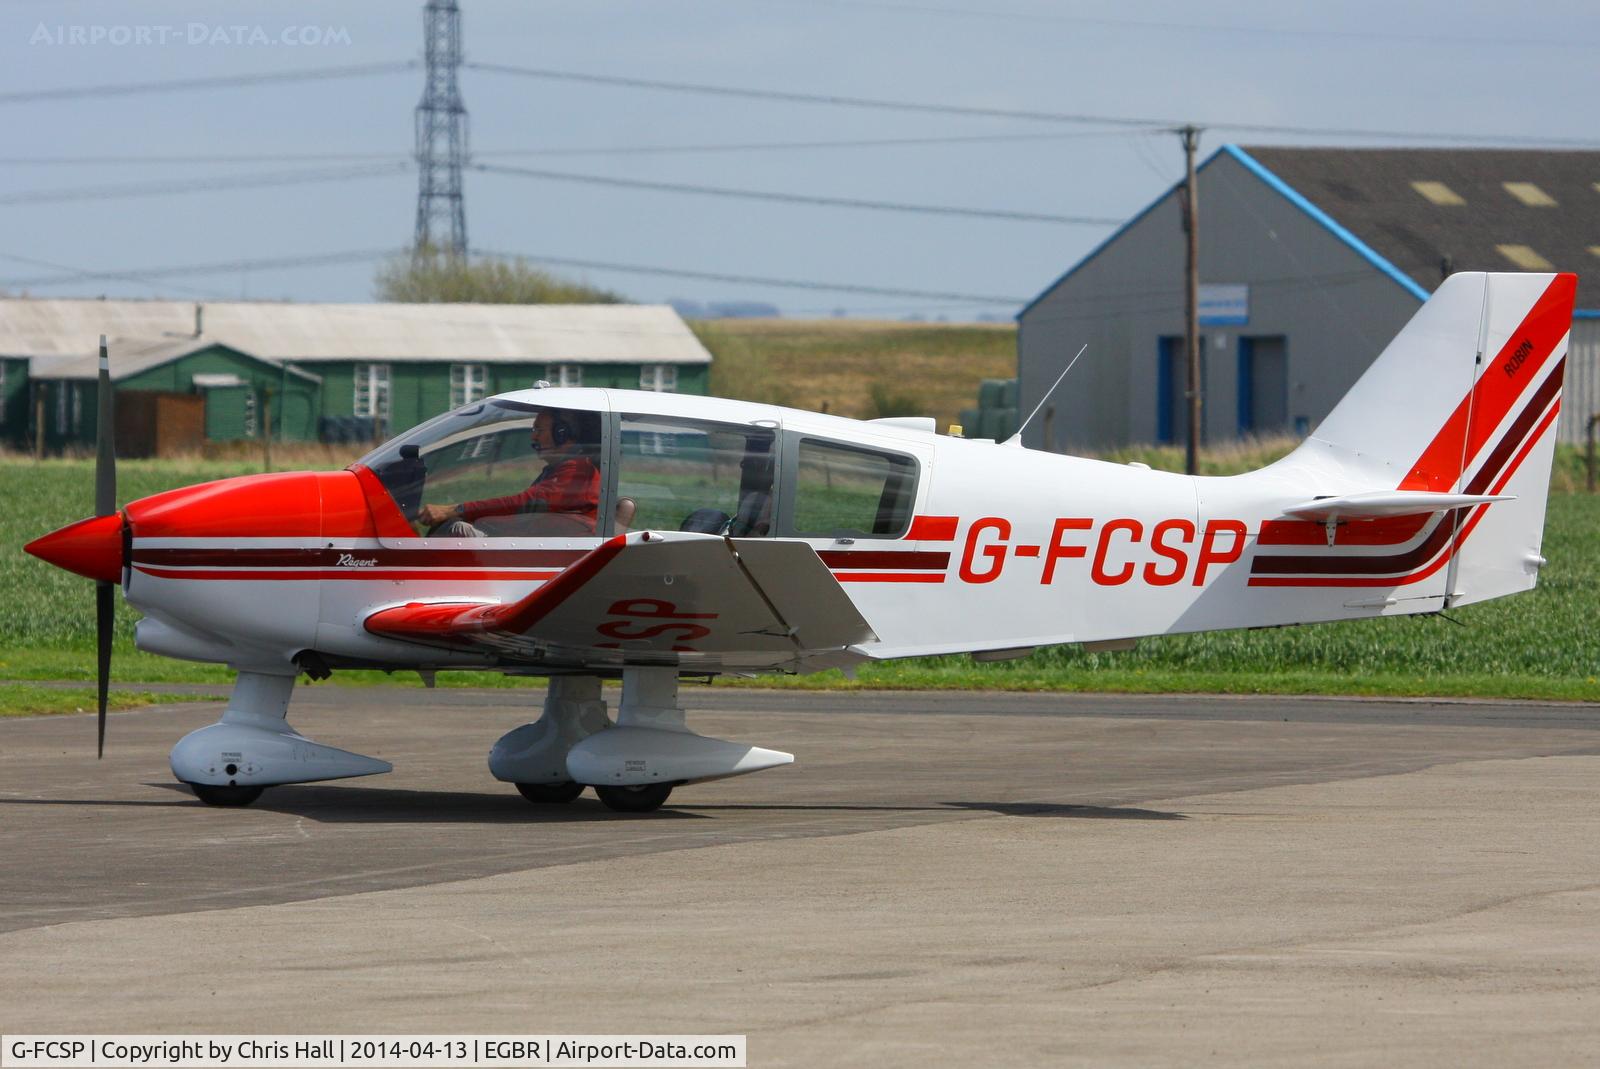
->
xmin=595 ymin=783 xmax=674 ymax=813
xmin=188 ymin=783 xmax=265 ymax=807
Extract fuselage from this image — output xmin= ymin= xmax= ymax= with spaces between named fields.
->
xmin=58 ymin=384 xmax=1533 ymax=677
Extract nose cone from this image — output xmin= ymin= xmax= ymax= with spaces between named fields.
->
xmin=24 ymin=513 xmax=125 ymax=583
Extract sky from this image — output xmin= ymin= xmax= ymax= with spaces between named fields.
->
xmin=2 ymin=0 xmax=1598 ymax=320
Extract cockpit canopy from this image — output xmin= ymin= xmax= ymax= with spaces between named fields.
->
xmin=358 ymin=397 xmax=918 ymax=539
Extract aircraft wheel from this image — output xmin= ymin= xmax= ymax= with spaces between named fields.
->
xmin=515 ymin=781 xmax=586 ymax=804
xmin=595 ymin=783 xmax=674 ymax=813
xmin=189 ymin=783 xmax=265 ymax=807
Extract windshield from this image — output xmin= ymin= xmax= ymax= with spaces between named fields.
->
xmin=357 ymin=399 xmax=604 ymax=536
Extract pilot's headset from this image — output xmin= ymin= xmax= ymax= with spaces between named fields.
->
xmin=533 ymin=411 xmax=577 ymax=453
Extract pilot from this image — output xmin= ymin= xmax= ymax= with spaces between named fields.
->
xmin=417 ymin=409 xmax=600 ymax=536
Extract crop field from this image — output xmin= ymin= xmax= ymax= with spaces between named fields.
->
xmin=2 ymin=448 xmax=1596 ymax=701
xmin=697 ymin=319 xmax=1016 ymax=431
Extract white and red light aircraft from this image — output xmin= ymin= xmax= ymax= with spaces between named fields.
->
xmin=25 ymin=272 xmax=1574 ymax=812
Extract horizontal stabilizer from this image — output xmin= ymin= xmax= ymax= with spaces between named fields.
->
xmin=1281 ymin=490 xmax=1513 ymax=521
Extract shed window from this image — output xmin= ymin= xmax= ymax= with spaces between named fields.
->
xmin=353 ymin=363 xmax=391 ymax=419
xmin=549 ymin=364 xmax=582 ymax=388
xmin=450 ymin=363 xmax=488 ymax=407
xmin=640 ymin=364 xmax=678 ymax=392
xmin=790 ymin=439 xmax=917 ymax=538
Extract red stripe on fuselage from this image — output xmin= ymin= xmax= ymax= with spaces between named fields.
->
xmin=818 ymin=550 xmax=949 ymax=570
xmin=1249 ymin=392 xmax=1561 ymax=587
xmin=834 ymin=572 xmax=945 ymax=583
xmin=1258 ymin=514 xmax=1430 ymax=547
xmin=131 ymin=547 xmax=586 ymax=568
xmin=135 ymin=567 xmax=561 ymax=582
xmin=905 ymin=515 xmax=959 ymax=541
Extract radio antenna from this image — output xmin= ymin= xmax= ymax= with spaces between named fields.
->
xmin=1005 ymin=342 xmax=1087 ymax=447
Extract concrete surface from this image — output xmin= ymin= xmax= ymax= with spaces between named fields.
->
xmin=2 ymin=688 xmax=1599 ymax=1065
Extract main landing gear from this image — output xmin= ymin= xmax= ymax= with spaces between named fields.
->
xmin=489 ymin=668 xmax=794 ymax=814
xmin=515 ymin=781 xmax=586 ymax=804
xmin=167 ymin=667 xmax=793 ymax=815
xmin=168 ymin=670 xmax=391 ymax=807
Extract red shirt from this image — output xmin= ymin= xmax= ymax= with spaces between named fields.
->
xmin=460 ymin=455 xmax=600 ymax=532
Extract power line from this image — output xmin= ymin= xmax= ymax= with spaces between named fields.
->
xmin=752 ymin=0 xmax=1590 ymax=52
xmin=474 ymin=162 xmax=1121 ymax=225
xmin=467 ymin=61 xmax=1173 ymax=129
xmin=0 ymin=61 xmax=418 ymax=105
xmin=1 ymin=156 xmax=1113 ymax=264
xmin=0 ymin=151 xmax=412 ymax=167
xmin=0 ymin=252 xmax=224 ymax=299
xmin=2 ymin=245 xmax=1027 ymax=305
xmin=475 ymin=248 xmax=1026 ymax=304
xmin=477 ymin=128 xmax=1144 ymax=157
xmin=0 ymin=128 xmax=1144 ymax=168
xmin=0 ymin=249 xmax=398 ymax=289
xmin=0 ymin=162 xmax=412 ymax=207
xmin=467 ymin=61 xmax=1600 ymax=148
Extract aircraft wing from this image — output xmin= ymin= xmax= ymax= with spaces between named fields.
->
xmin=364 ymin=532 xmax=877 ymax=672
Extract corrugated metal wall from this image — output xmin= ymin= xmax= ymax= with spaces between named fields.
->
xmin=1018 ymin=151 xmax=1422 ymax=451
xmin=1564 ymin=319 xmax=1600 ymax=444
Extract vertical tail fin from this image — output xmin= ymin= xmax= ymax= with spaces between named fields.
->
xmin=1286 ymin=271 xmax=1573 ymax=606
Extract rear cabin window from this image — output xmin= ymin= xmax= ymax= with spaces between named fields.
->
xmin=616 ymin=415 xmax=776 ymax=536
xmin=791 ymin=438 xmax=916 ymax=538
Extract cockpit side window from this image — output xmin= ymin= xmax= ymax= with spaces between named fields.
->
xmin=615 ymin=415 xmax=776 ymax=536
xmin=357 ymin=400 xmax=605 ymax=536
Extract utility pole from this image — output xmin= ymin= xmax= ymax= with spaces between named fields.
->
xmin=261 ymin=387 xmax=274 ymax=473
xmin=414 ymin=0 xmax=468 ymax=257
xmin=1587 ymin=412 xmax=1598 ymax=493
xmin=33 ymin=385 xmax=45 ymax=459
xmin=1180 ymin=125 xmax=1202 ymax=475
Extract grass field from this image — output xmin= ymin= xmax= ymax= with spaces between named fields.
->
xmin=4 ymin=441 xmax=1597 ymax=702
xmin=0 ymin=685 xmax=211 ymax=718
xmin=697 ymin=318 xmax=1016 ymax=431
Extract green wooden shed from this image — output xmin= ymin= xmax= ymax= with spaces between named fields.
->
xmin=1 ymin=299 xmax=712 ymax=452
xmin=23 ymin=338 xmax=321 ymax=453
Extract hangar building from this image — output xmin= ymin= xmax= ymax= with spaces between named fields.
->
xmin=0 ymin=299 xmax=711 ymax=453
xmin=1018 ymin=146 xmax=1600 ymax=451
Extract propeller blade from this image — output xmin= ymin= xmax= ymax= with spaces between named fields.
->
xmin=96 ymin=579 xmax=113 ymax=759
xmin=95 ymin=335 xmax=115 ymax=517
xmin=95 ymin=334 xmax=116 ymax=758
